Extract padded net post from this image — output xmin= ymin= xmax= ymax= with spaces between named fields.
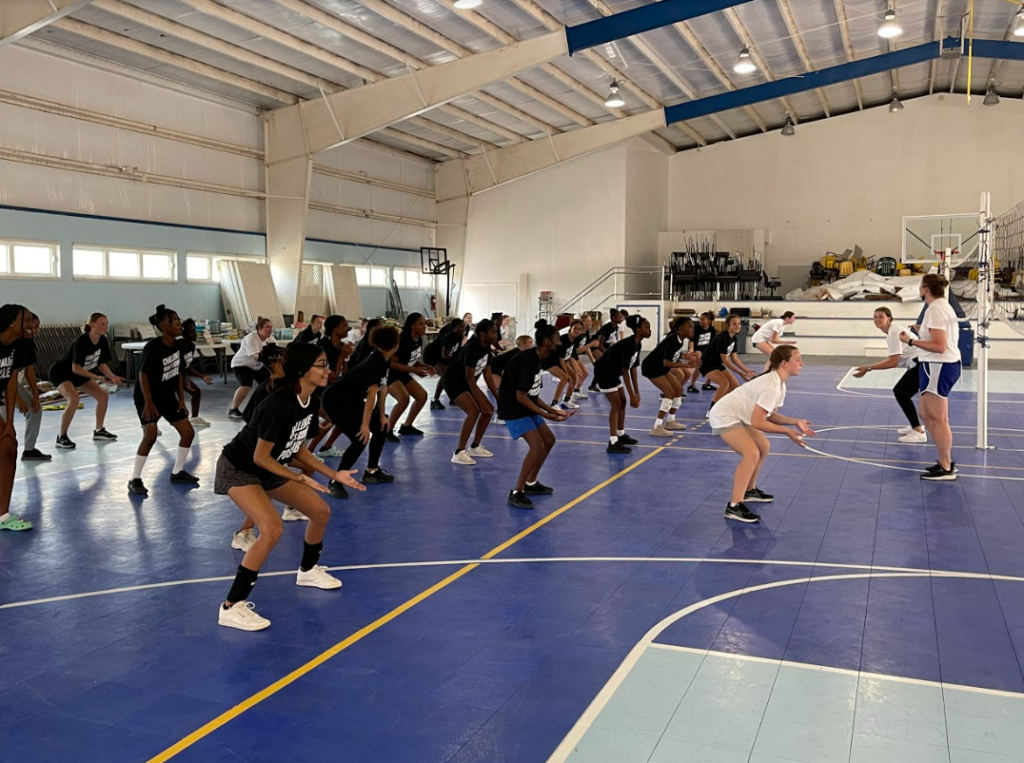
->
xmin=976 ymin=192 xmax=994 ymax=450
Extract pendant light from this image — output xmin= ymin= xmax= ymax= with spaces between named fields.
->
xmin=878 ymin=9 xmax=903 ymax=39
xmin=604 ymin=81 xmax=625 ymax=108
xmin=781 ymin=117 xmax=795 ymax=137
xmin=733 ymin=47 xmax=757 ymax=74
xmin=983 ymin=85 xmax=1000 ymax=106
xmin=889 ymin=97 xmax=904 ymax=112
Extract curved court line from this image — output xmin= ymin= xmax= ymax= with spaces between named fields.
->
xmin=836 ymin=367 xmax=1023 ymax=404
xmin=546 ymin=568 xmax=1024 ymax=763
xmin=7 ymin=556 xmax=1024 ymax=610
xmin=801 ymin=442 xmax=1024 ymax=481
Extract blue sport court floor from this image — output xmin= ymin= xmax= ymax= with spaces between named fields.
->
xmin=2 ymin=362 xmax=1024 ymax=763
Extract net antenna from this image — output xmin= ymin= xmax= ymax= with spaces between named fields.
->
xmin=421 ymin=247 xmax=455 ymax=317
xmin=976 ymin=193 xmax=995 ymax=450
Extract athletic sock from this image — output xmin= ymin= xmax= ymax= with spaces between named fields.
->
xmin=132 ymin=454 xmax=148 ymax=480
xmin=609 ymin=435 xmax=619 ymax=444
xmin=454 ymin=448 xmax=464 ymax=454
xmin=654 ymin=416 xmax=664 ymax=427
xmin=551 ymin=399 xmax=558 ymax=406
xmin=617 ymin=429 xmax=625 ymax=437
xmin=526 ymin=480 xmax=537 ymax=486
xmin=225 ymin=564 xmax=259 ymax=604
xmin=471 ymin=441 xmax=480 ymax=449
xmin=172 ymin=446 xmax=190 ymax=474
xmin=300 ymin=541 xmax=323 ymax=572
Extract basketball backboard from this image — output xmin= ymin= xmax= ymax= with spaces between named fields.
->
xmin=902 ymin=214 xmax=980 ymax=265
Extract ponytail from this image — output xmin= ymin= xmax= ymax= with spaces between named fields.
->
xmin=534 ymin=319 xmax=557 ymax=345
xmin=769 ymin=344 xmax=798 ymax=370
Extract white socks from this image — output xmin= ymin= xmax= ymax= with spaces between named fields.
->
xmin=173 ymin=446 xmax=190 ymax=474
xmin=132 ymin=455 xmax=148 ymax=480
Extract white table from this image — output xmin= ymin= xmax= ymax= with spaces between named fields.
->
xmin=122 ymin=340 xmax=234 ymax=384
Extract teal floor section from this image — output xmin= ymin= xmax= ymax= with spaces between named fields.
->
xmin=562 ymin=647 xmax=1024 ymax=763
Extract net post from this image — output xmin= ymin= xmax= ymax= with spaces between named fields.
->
xmin=976 ymin=191 xmax=994 ymax=450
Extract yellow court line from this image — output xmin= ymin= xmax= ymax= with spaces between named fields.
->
xmin=145 ymin=448 xmax=665 ymax=763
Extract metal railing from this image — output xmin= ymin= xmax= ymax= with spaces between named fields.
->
xmin=551 ymin=266 xmax=665 ymax=317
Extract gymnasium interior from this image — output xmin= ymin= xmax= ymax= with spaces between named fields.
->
xmin=1 ymin=1 xmax=1024 ymax=762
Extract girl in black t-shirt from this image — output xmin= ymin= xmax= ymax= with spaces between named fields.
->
xmin=701 ymin=314 xmax=756 ymax=414
xmin=1 ymin=303 xmax=33 ymax=531
xmin=446 ymin=319 xmax=500 ymax=465
xmin=641 ymin=317 xmax=697 ymax=437
xmin=215 ymin=343 xmax=365 ymax=632
xmin=586 ymin=309 xmax=624 ymax=391
xmin=179 ymin=319 xmax=214 ymax=428
xmin=348 ymin=318 xmax=381 ymax=369
xmin=318 ymin=315 xmax=351 ymax=383
xmin=48 ymin=312 xmax=125 ymax=449
xmin=424 ymin=318 xmax=466 ymax=411
xmin=319 ymin=325 xmax=399 ymax=497
xmin=128 ymin=305 xmax=197 ymax=497
xmin=497 ymin=322 xmax=571 ymax=509
xmin=387 ymin=312 xmax=434 ymax=439
xmin=693 ymin=312 xmax=718 ymax=392
xmin=290 ymin=315 xmax=324 ymax=346
xmin=593 ymin=314 xmax=651 ymax=454
xmin=490 ymin=335 xmax=533 ymax=418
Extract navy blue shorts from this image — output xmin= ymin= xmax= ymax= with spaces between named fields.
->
xmin=919 ymin=361 xmax=961 ymax=399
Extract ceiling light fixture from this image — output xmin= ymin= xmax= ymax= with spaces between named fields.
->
xmin=878 ymin=9 xmax=903 ymax=39
xmin=733 ymin=47 xmax=757 ymax=74
xmin=604 ymin=81 xmax=625 ymax=108
xmin=781 ymin=117 xmax=795 ymax=136
xmin=889 ymin=96 xmax=904 ymax=112
xmin=983 ymin=85 xmax=1000 ymax=106
xmin=453 ymin=0 xmax=483 ymax=9
xmin=1014 ymin=9 xmax=1024 ymax=37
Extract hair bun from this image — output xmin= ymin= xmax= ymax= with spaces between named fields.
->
xmin=534 ymin=319 xmax=548 ymax=330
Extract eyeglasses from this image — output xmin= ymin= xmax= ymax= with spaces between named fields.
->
xmin=311 ymin=361 xmax=330 ymax=370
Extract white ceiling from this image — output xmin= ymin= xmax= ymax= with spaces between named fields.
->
xmin=23 ymin=0 xmax=1024 ymax=160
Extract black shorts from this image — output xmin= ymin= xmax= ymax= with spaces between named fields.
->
xmin=233 ymin=365 xmax=270 ymax=388
xmin=214 ymin=452 xmax=289 ymax=495
xmin=48 ymin=362 xmax=91 ymax=389
xmin=422 ymin=345 xmax=443 ymax=367
xmin=443 ymin=366 xmax=474 ymax=400
xmin=134 ymin=394 xmax=189 ymax=426
xmin=700 ymin=363 xmax=726 ymax=377
xmin=640 ymin=358 xmax=669 ymax=380
xmin=389 ymin=371 xmax=413 ymax=387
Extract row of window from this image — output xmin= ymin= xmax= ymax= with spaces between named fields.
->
xmin=0 ymin=239 xmax=435 ymax=288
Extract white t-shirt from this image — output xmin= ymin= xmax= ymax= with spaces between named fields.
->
xmin=231 ymin=331 xmax=276 ymax=369
xmin=345 ymin=328 xmax=363 ymax=345
xmin=885 ymin=322 xmax=919 ymax=368
xmin=751 ymin=318 xmax=785 ymax=345
xmin=708 ymin=371 xmax=787 ymax=430
xmin=918 ymin=298 xmax=961 ymax=363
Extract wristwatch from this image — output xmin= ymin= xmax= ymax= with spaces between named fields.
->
xmin=908 ymin=338 xmax=914 ymax=347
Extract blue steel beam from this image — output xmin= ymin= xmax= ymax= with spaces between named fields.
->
xmin=565 ymin=0 xmax=755 ymax=54
xmin=664 ymin=38 xmax=1024 ymax=125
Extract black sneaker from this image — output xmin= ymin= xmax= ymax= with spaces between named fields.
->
xmin=702 ymin=382 xmax=717 ymax=391
xmin=921 ymin=466 xmax=957 ymax=481
xmin=92 ymin=428 xmax=117 ymax=441
xmin=744 ymin=487 xmax=774 ymax=503
xmin=385 ymin=431 xmax=401 ymax=443
xmin=55 ymin=434 xmax=76 ymax=450
xmin=925 ymin=461 xmax=958 ymax=474
xmin=607 ymin=441 xmax=633 ymax=454
xmin=21 ymin=449 xmax=52 ymax=461
xmin=587 ymin=383 xmax=600 ymax=393
xmin=127 ymin=478 xmax=148 ymax=496
xmin=170 ymin=470 xmax=200 ymax=484
xmin=362 ymin=468 xmax=395 ymax=484
xmin=618 ymin=433 xmax=638 ymax=445
xmin=228 ymin=408 xmax=244 ymax=420
xmin=688 ymin=385 xmax=700 ymax=394
xmin=524 ymin=481 xmax=554 ymax=495
xmin=399 ymin=424 xmax=424 ymax=436
xmin=328 ymin=480 xmax=349 ymax=498
xmin=430 ymin=400 xmax=445 ymax=411
xmin=508 ymin=490 xmax=534 ymax=510
xmin=724 ymin=503 xmax=760 ymax=523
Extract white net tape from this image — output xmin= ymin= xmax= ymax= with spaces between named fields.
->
xmin=992 ymin=199 xmax=1024 ymax=336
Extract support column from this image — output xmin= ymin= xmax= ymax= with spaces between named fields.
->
xmin=435 ymin=159 xmax=470 ymax=318
xmin=264 ymin=105 xmax=312 ymax=319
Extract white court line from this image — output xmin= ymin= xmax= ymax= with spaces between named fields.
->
xmin=801 ymin=442 xmax=1024 ymax=481
xmin=5 ymin=555 xmax=1024 ymax=610
xmin=836 ymin=367 xmax=1024 ymax=403
xmin=545 ymin=568 xmax=1024 ymax=762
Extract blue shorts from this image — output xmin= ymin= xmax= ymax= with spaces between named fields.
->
xmin=919 ymin=361 xmax=961 ymax=399
xmin=505 ymin=414 xmax=546 ymax=440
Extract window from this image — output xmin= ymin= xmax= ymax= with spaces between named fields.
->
xmin=393 ymin=268 xmax=434 ymax=289
xmin=72 ymin=246 xmax=176 ymax=282
xmin=355 ymin=265 xmax=389 ymax=287
xmin=185 ymin=253 xmax=263 ymax=284
xmin=0 ymin=239 xmax=60 ymax=279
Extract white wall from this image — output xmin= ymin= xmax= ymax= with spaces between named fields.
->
xmin=462 ymin=143 xmax=628 ymax=325
xmin=624 ymin=144 xmax=668 ymax=267
xmin=667 ymin=95 xmax=1024 ymax=279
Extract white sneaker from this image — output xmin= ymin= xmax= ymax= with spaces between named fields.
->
xmin=574 ymin=391 xmax=589 ymax=400
xmin=319 ymin=446 xmax=345 ymax=457
xmin=560 ymin=400 xmax=580 ymax=410
xmin=218 ymin=601 xmax=270 ymax=631
xmin=296 ymin=565 xmax=342 ymax=590
xmin=282 ymin=506 xmax=309 ymax=521
xmin=231 ymin=528 xmax=257 ymax=552
xmin=496 ymin=418 xmax=505 ymax=425
xmin=649 ymin=425 xmax=673 ymax=437
xmin=897 ymin=425 xmax=922 ymax=435
xmin=898 ymin=430 xmax=928 ymax=444
xmin=190 ymin=416 xmax=211 ymax=428
xmin=451 ymin=450 xmax=476 ymax=465
xmin=468 ymin=445 xmax=493 ymax=458
xmin=663 ymin=420 xmax=687 ymax=431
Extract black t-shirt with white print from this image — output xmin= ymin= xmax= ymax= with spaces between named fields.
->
xmin=594 ymin=335 xmax=642 ymax=386
xmin=596 ymin=321 xmax=617 ymax=347
xmin=178 ymin=338 xmax=198 ymax=373
xmin=641 ymin=332 xmax=686 ymax=378
xmin=497 ymin=347 xmax=543 ymax=421
xmin=490 ymin=347 xmax=520 ymax=377
xmin=325 ymin=350 xmax=390 ymax=411
xmin=702 ymin=330 xmax=737 ymax=372
xmin=291 ymin=326 xmax=323 ymax=346
xmin=223 ymin=388 xmax=315 ymax=481
xmin=448 ymin=339 xmax=491 ymax=390
xmin=59 ymin=333 xmax=113 ymax=376
xmin=0 ymin=337 xmax=19 ymax=403
xmin=395 ymin=332 xmax=423 ymax=370
xmin=694 ymin=325 xmax=716 ymax=353
xmin=14 ymin=337 xmax=37 ymax=369
xmin=133 ymin=338 xmax=182 ymax=405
